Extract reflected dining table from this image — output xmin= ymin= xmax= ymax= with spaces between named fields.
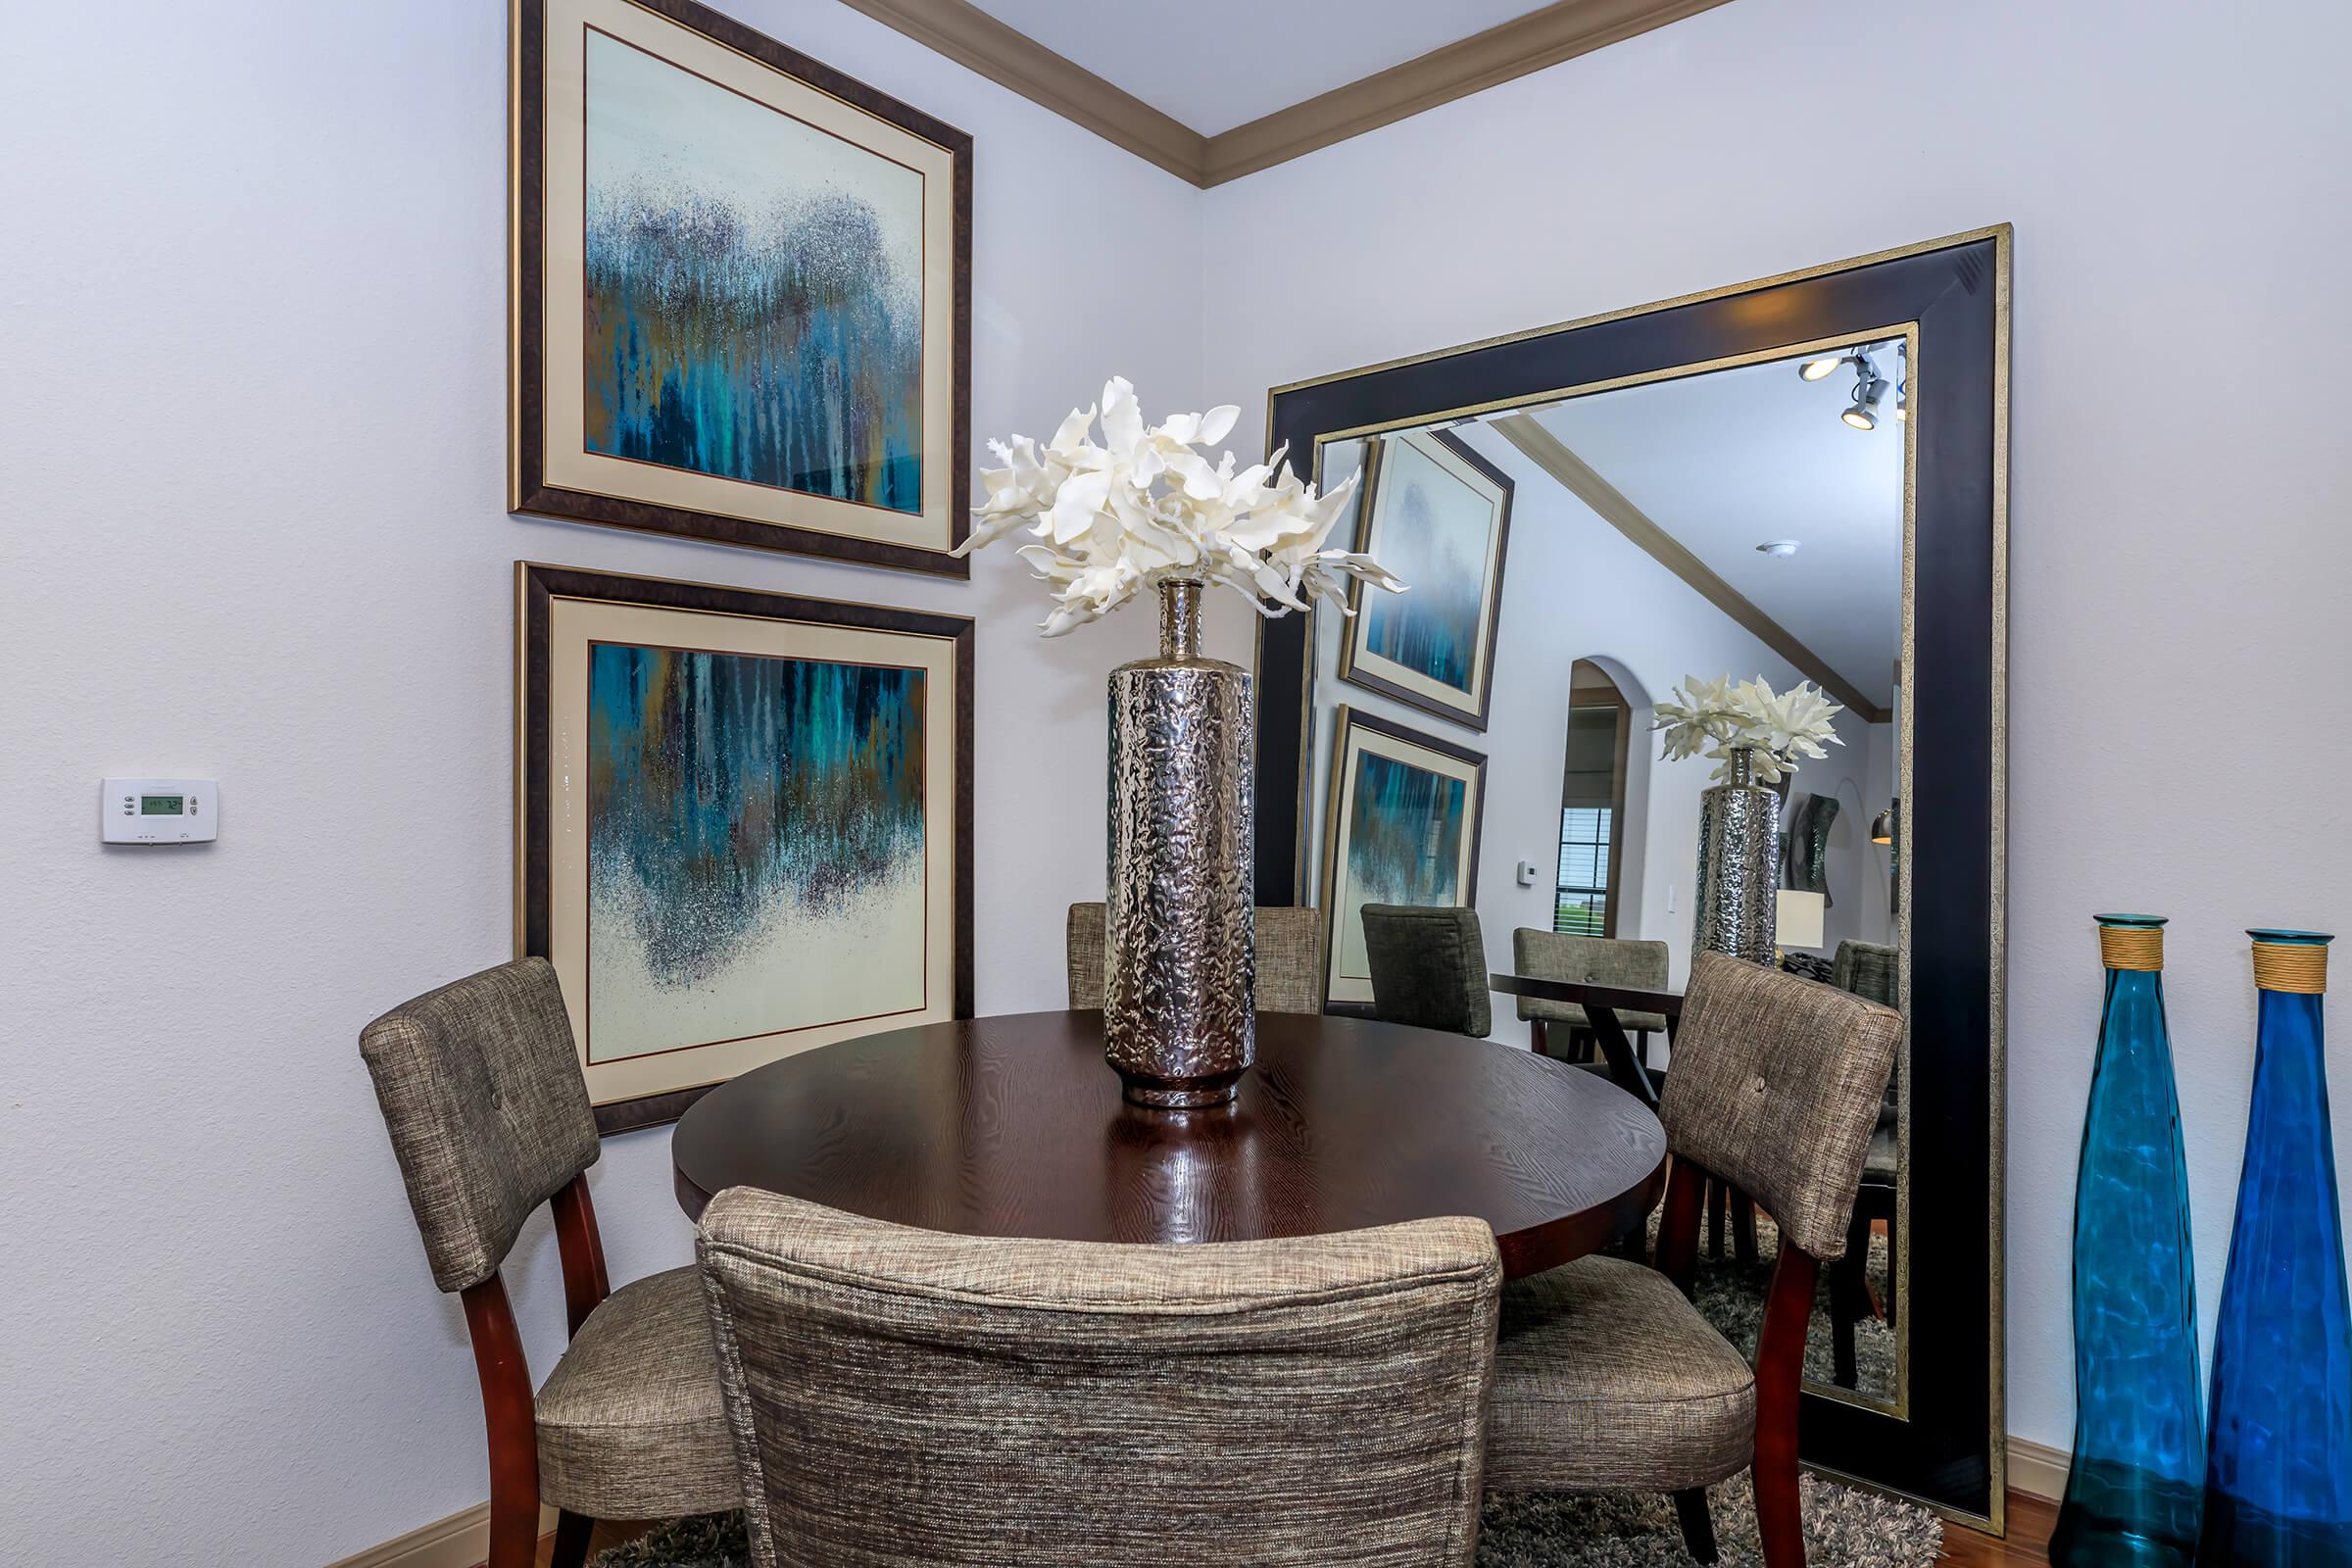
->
xmin=672 ymin=1008 xmax=1667 ymax=1280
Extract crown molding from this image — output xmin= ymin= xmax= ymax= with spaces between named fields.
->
xmin=832 ymin=0 xmax=1211 ymax=183
xmin=835 ymin=0 xmax=1734 ymax=189
xmin=1200 ymin=0 xmax=1734 ymax=184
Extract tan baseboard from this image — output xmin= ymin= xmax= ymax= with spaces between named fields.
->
xmin=2007 ymin=1435 xmax=2068 ymax=1502
xmin=324 ymin=1500 xmax=554 ymax=1568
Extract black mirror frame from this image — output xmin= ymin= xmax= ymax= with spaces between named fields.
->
xmin=1255 ymin=227 xmax=2009 ymax=1526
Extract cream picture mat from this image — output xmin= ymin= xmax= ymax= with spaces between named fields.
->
xmin=535 ymin=0 xmax=958 ymax=551
xmin=1320 ymin=714 xmax=1483 ymax=1009
xmin=543 ymin=595 xmax=959 ymax=1107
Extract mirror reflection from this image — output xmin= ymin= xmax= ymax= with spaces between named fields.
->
xmin=1307 ymin=341 xmax=1908 ymax=1408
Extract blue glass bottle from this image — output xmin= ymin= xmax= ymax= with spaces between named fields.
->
xmin=2053 ymin=914 xmax=2204 ymax=1568
xmin=2201 ymin=930 xmax=2352 ymax=1568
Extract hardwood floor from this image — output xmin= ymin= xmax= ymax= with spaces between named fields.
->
xmin=529 ymin=1518 xmax=650 ymax=1565
xmin=1943 ymin=1492 xmax=2057 ymax=1568
xmin=515 ymin=1493 xmax=2055 ymax=1567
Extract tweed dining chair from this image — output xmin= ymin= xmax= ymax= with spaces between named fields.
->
xmin=1360 ymin=904 xmax=1492 ymax=1038
xmin=357 ymin=958 xmax=736 ymax=1568
xmin=1483 ymin=953 xmax=1901 ymax=1568
xmin=1510 ymin=928 xmax=1673 ymax=1063
xmin=1827 ymin=939 xmax=1902 ymax=1387
xmin=696 ymin=1190 xmax=1501 ymax=1567
xmin=1066 ymin=901 xmax=1326 ymax=1014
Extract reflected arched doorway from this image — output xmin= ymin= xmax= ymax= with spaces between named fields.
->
xmin=1557 ymin=660 xmax=1635 ymax=937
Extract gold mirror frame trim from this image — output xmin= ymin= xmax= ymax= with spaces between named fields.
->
xmin=1254 ymin=224 xmax=2009 ymax=1531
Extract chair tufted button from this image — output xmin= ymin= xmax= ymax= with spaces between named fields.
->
xmin=1747 ymin=1074 xmax=1768 ymax=1097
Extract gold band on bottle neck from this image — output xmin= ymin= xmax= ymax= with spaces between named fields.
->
xmin=2100 ymin=926 xmax=2163 ymax=971
xmin=2253 ymin=942 xmax=2328 ymax=995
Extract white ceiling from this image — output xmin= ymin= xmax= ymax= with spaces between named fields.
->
xmin=962 ymin=0 xmax=1553 ymax=136
xmin=1521 ymin=347 xmax=1907 ymax=711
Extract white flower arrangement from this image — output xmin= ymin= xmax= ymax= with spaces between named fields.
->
xmin=956 ymin=376 xmax=1404 ymax=637
xmin=1653 ymin=674 xmax=1846 ymax=784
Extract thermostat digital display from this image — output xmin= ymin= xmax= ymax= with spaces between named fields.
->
xmin=102 ymin=778 xmax=218 ymax=844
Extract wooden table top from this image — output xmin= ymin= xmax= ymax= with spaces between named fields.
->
xmin=672 ymin=1009 xmax=1667 ymax=1280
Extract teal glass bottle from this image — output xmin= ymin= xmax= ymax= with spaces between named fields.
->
xmin=2052 ymin=915 xmax=2204 ymax=1568
xmin=2200 ymin=931 xmax=2352 ymax=1568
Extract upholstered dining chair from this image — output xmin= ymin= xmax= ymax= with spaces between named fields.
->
xmin=696 ymin=1189 xmax=1501 ymax=1566
xmin=357 ymin=958 xmax=736 ymax=1568
xmin=1483 ymin=953 xmax=1901 ymax=1568
xmin=1511 ymin=928 xmax=1673 ymax=1063
xmin=1360 ymin=904 xmax=1492 ymax=1037
xmin=1827 ymin=938 xmax=1902 ymax=1388
xmin=1065 ymin=901 xmax=1325 ymax=1014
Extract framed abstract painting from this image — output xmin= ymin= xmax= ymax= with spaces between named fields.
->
xmin=1316 ymin=706 xmax=1487 ymax=1013
xmin=516 ymin=563 xmax=973 ymax=1131
xmin=512 ymin=0 xmax=973 ymax=574
xmin=1338 ymin=428 xmax=1512 ymax=729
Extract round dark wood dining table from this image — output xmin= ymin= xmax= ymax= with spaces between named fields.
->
xmin=671 ymin=1009 xmax=1667 ymax=1280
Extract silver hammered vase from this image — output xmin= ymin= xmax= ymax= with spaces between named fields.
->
xmin=1692 ymin=747 xmax=1782 ymax=965
xmin=1103 ymin=579 xmax=1255 ymax=1106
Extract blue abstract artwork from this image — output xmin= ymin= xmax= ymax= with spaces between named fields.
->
xmin=1360 ymin=436 xmax=1495 ymax=695
xmin=1339 ymin=749 xmax=1469 ymax=980
xmin=582 ymin=29 xmax=924 ymax=513
xmin=585 ymin=642 xmax=928 ymax=1061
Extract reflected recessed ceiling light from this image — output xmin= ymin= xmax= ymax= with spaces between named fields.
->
xmin=1756 ymin=539 xmax=1801 ymax=558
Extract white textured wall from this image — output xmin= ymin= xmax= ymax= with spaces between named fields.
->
xmin=1200 ymin=0 xmax=2352 ymax=1457
xmin=0 ymin=3 xmax=1200 ymax=1561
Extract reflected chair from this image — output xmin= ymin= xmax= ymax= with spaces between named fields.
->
xmin=1360 ymin=904 xmax=1492 ymax=1038
xmin=1827 ymin=939 xmax=1901 ymax=1388
xmin=358 ymin=959 xmax=736 ymax=1568
xmin=1511 ymin=929 xmax=1671 ymax=1065
xmin=1066 ymin=902 xmax=1325 ymax=1014
xmin=1484 ymin=954 xmax=1901 ymax=1568
xmin=697 ymin=1190 xmax=1500 ymax=1566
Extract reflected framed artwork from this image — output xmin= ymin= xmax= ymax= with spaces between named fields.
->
xmin=1317 ymin=706 xmax=1487 ymax=1012
xmin=512 ymin=0 xmax=973 ymax=574
xmin=1338 ymin=428 xmax=1512 ymax=729
xmin=517 ymin=563 xmax=973 ymax=1131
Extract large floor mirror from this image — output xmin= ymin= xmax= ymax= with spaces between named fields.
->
xmin=1257 ymin=229 xmax=2007 ymax=1523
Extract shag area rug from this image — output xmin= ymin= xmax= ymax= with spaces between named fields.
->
xmin=1669 ymin=1208 xmax=1899 ymax=1400
xmin=595 ymin=1474 xmax=1941 ymax=1568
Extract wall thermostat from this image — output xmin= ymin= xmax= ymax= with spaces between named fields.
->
xmin=102 ymin=777 xmax=218 ymax=844
xmin=1515 ymin=859 xmax=1540 ymax=888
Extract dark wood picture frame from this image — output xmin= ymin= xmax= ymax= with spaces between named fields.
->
xmin=516 ymin=562 xmax=976 ymax=1134
xmin=1260 ymin=228 xmax=2010 ymax=1525
xmin=1316 ymin=705 xmax=1489 ymax=1016
xmin=1337 ymin=426 xmax=1514 ymax=730
xmin=511 ymin=0 xmax=975 ymax=576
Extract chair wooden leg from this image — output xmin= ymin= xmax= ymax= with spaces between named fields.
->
xmin=549 ymin=1510 xmax=596 ymax=1568
xmin=485 ymin=1477 xmax=542 ymax=1568
xmin=1674 ymin=1488 xmax=1720 ymax=1563
xmin=1829 ymin=1204 xmax=1872 ymax=1389
xmin=1731 ymin=1189 xmax=1759 ymax=1264
xmin=1753 ymin=1250 xmax=1820 ymax=1568
xmin=1707 ymin=1177 xmax=1728 ymax=1258
xmin=464 ymin=1278 xmax=545 ymax=1568
xmin=1883 ymin=1207 xmax=1898 ymax=1331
